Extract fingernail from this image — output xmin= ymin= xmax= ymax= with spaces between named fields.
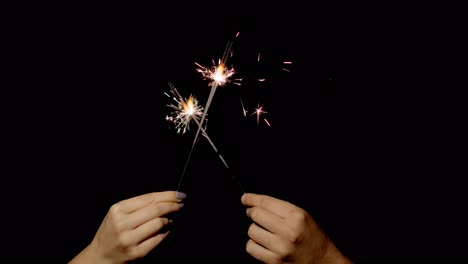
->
xmin=246 ymin=208 xmax=251 ymax=216
xmin=176 ymin=192 xmax=187 ymax=199
xmin=178 ymin=203 xmax=184 ymax=208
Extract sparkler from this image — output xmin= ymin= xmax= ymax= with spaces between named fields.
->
xmin=168 ymin=31 xmax=291 ymax=194
xmin=174 ymin=41 xmax=240 ymax=193
xmin=165 ymin=82 xmax=229 ymax=166
xmin=166 ymin=82 xmax=245 ymax=193
xmin=191 ymin=41 xmax=234 ymax=149
xmin=195 ymin=61 xmax=237 ymax=87
xmin=165 ymin=87 xmax=204 ymax=135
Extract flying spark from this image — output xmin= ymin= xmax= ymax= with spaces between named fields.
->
xmin=281 ymin=61 xmax=292 ymax=72
xmin=251 ymin=104 xmax=268 ymax=126
xmin=240 ymin=98 xmax=248 ymax=117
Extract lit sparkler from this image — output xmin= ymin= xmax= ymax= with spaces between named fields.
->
xmin=195 ymin=61 xmax=237 ymax=87
xmin=165 ymin=86 xmax=204 ymax=135
xmin=174 ymin=41 xmax=248 ymax=193
xmin=188 ymin=40 xmax=237 ymax=157
xmin=165 ymin=82 xmax=230 ymax=169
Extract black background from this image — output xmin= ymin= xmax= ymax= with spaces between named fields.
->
xmin=3 ymin=3 xmax=466 ymax=263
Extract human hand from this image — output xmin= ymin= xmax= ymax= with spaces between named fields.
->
xmin=69 ymin=191 xmax=186 ymax=264
xmin=241 ymin=193 xmax=351 ymax=264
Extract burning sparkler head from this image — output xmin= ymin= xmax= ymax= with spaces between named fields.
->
xmin=165 ymin=87 xmax=204 ymax=134
xmin=184 ymin=97 xmax=196 ymax=115
xmin=195 ymin=61 xmax=235 ymax=87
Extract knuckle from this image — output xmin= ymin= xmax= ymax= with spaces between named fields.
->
xmin=106 ymin=212 xmax=125 ymax=232
xmin=258 ymin=195 xmax=267 ymax=207
xmin=127 ymin=247 xmax=144 ymax=260
xmin=277 ymin=243 xmax=294 ymax=259
xmin=288 ymin=208 xmax=309 ymax=236
xmin=284 ymin=225 xmax=304 ymax=244
xmin=154 ymin=217 xmax=166 ymax=228
xmin=249 ymin=207 xmax=259 ymax=219
xmin=109 ymin=203 xmax=121 ymax=215
xmin=288 ymin=207 xmax=306 ymax=220
xmin=117 ymin=233 xmax=131 ymax=248
xmin=151 ymin=205 xmax=162 ymax=216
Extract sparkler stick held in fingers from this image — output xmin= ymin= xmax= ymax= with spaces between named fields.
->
xmin=165 ymin=82 xmax=245 ymax=194
xmin=175 ymin=41 xmax=236 ymax=192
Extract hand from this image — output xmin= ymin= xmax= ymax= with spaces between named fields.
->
xmin=69 ymin=191 xmax=186 ymax=264
xmin=241 ymin=193 xmax=352 ymax=264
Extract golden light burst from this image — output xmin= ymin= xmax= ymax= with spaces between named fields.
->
xmin=195 ymin=60 xmax=239 ymax=87
xmin=165 ymin=85 xmax=204 ymax=135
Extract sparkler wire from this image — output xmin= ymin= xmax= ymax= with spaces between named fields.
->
xmin=176 ymin=42 xmax=237 ymax=193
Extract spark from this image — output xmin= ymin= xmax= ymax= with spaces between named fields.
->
xmin=258 ymin=52 xmax=261 ymax=62
xmin=240 ymin=98 xmax=248 ymax=117
xmin=235 ymin=31 xmax=240 ymax=38
xmin=264 ymin=118 xmax=271 ymax=127
xmin=282 ymin=61 xmax=293 ymax=72
xmin=251 ymin=104 xmax=268 ymax=126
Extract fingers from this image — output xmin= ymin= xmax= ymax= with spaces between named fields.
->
xmin=241 ymin=193 xmax=298 ymax=219
xmin=127 ymin=217 xmax=172 ymax=245
xmin=246 ymin=239 xmax=279 ymax=264
xmin=247 ymin=222 xmax=292 ymax=255
xmin=126 ymin=202 xmax=183 ymax=229
xmin=246 ymin=206 xmax=288 ymax=237
xmin=118 ymin=191 xmax=183 ymax=214
xmin=134 ymin=230 xmax=171 ymax=258
xmin=242 ymin=193 xmax=310 ymax=263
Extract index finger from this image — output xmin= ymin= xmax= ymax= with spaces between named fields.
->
xmin=241 ymin=193 xmax=298 ymax=219
xmin=118 ymin=191 xmax=184 ymax=214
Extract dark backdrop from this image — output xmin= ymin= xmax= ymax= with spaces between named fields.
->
xmin=3 ymin=3 xmax=466 ymax=263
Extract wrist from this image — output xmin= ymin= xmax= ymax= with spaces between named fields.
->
xmin=69 ymin=241 xmax=120 ymax=264
xmin=320 ymin=241 xmax=353 ymax=264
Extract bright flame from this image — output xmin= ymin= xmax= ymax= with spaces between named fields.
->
xmin=195 ymin=60 xmax=235 ymax=87
xmin=184 ymin=97 xmax=196 ymax=115
xmin=166 ymin=86 xmax=204 ymax=135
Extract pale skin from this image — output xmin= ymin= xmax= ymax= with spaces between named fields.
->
xmin=69 ymin=191 xmax=351 ymax=263
xmin=241 ymin=193 xmax=353 ymax=264
xmin=69 ymin=191 xmax=185 ymax=264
